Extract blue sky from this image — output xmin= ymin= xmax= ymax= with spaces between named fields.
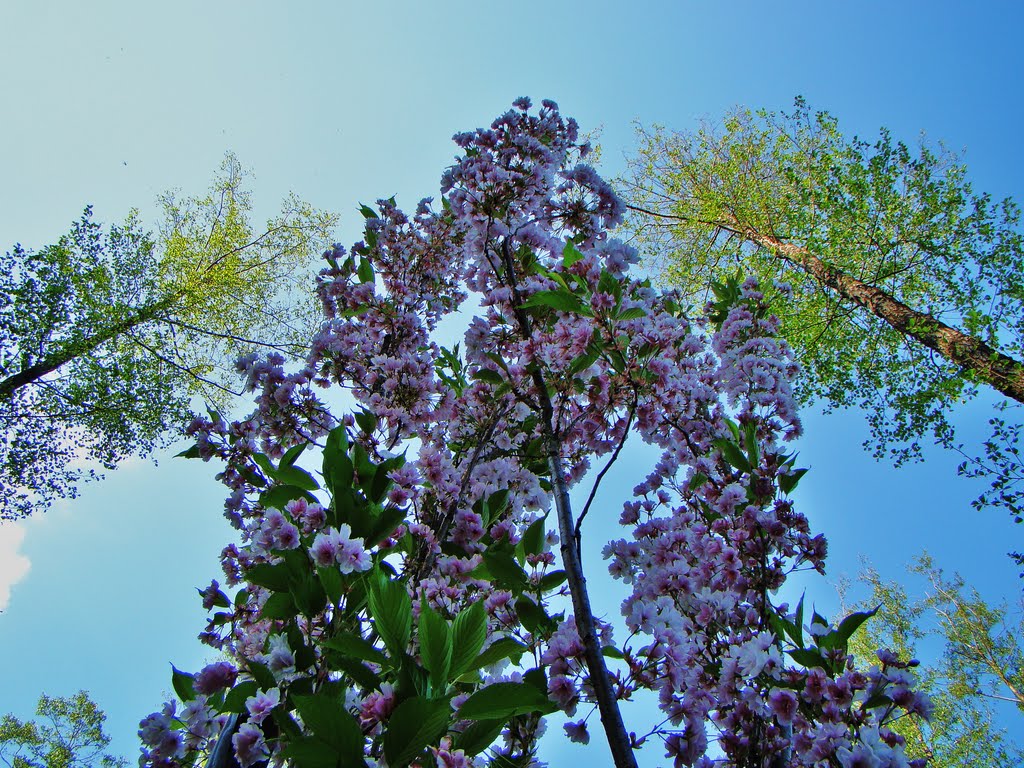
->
xmin=1 ymin=2 xmax=1023 ymax=765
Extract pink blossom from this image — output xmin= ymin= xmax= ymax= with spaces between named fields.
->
xmin=245 ymin=688 xmax=280 ymax=725
xmin=563 ymin=720 xmax=590 ymax=744
xmin=232 ymin=722 xmax=270 ymax=768
xmin=194 ymin=662 xmax=237 ymax=695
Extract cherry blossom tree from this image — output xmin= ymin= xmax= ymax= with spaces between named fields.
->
xmin=141 ymin=100 xmax=930 ymax=768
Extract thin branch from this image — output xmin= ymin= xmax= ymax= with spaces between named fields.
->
xmin=160 ymin=317 xmax=307 ymax=353
xmin=574 ymin=398 xmax=636 ymax=559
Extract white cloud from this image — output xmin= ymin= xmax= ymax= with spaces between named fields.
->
xmin=0 ymin=522 xmax=31 ymax=611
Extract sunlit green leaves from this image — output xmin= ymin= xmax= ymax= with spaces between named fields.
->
xmin=418 ymin=601 xmax=453 ymax=691
xmin=450 ymin=601 xmax=488 ymax=678
xmin=367 ymin=571 xmax=412 ymax=657
xmin=457 ymin=682 xmax=558 ymax=721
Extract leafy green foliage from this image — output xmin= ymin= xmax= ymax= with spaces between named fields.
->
xmin=0 ymin=155 xmax=336 ymax=519
xmin=457 ymin=683 xmax=559 ymax=721
xmin=0 ymin=691 xmax=127 ymax=768
xmin=842 ymin=556 xmax=1024 ymax=766
xmin=624 ymin=100 xmax=1024 ymax=469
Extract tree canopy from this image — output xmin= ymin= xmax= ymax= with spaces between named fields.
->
xmin=0 ymin=155 xmax=336 ymax=519
xmin=843 ymin=556 xmax=1023 ymax=766
xmin=0 ymin=691 xmax=126 ymax=768
xmin=622 ymin=100 xmax=1024 ymax=476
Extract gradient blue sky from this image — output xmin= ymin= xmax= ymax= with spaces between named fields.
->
xmin=1 ymin=2 xmax=1022 ymax=765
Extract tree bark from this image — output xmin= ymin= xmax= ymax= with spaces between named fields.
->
xmin=739 ymin=228 xmax=1024 ymax=405
xmin=0 ymin=297 xmax=176 ymax=402
xmin=495 ymin=237 xmax=637 ymax=768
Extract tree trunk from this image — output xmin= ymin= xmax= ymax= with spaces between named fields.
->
xmin=740 ymin=228 xmax=1024 ymax=405
xmin=0 ymin=297 xmax=176 ymax=402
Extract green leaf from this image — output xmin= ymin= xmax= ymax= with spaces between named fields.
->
xmin=246 ymin=563 xmax=293 ymax=593
xmin=382 ymin=696 xmax=451 ymax=768
xmin=793 ymin=593 xmax=806 ymax=647
xmin=273 ymin=465 xmax=319 ymax=491
xmin=278 ymin=736 xmax=344 ymax=768
xmin=259 ymin=484 xmax=317 ymax=511
xmin=827 ymin=605 xmax=880 ymax=650
xmin=567 ymin=348 xmax=601 ymax=376
xmin=324 ymin=632 xmax=389 ymax=666
xmin=458 ymin=682 xmax=558 ymax=721
xmin=262 ymin=591 xmax=299 ymax=620
xmin=538 ymin=570 xmax=568 ymax=592
xmin=742 ymin=421 xmax=760 ymax=467
xmin=713 ymin=438 xmax=752 ymax=473
xmin=247 ymin=662 xmax=276 ymax=690
xmin=454 ymin=718 xmax=505 ymax=756
xmin=354 ymin=409 xmax=378 ymax=435
xmin=788 ymin=648 xmax=827 ymax=669
xmin=514 ymin=596 xmax=549 ymax=635
xmin=323 ymin=426 xmax=353 ymax=497
xmin=486 ymin=489 xmax=510 ymax=517
xmin=521 ymin=516 xmax=547 ymax=557
xmin=273 ymin=708 xmax=304 ymax=741
xmin=357 ymin=257 xmax=375 ymax=284
xmin=418 ymin=601 xmax=453 ymax=691
xmin=367 ymin=572 xmax=412 ymax=656
xmin=171 ymin=665 xmax=196 ymax=702
xmin=521 ymin=289 xmax=587 ymax=315
xmin=318 ymin=567 xmax=344 ymax=606
xmin=601 ymin=645 xmax=626 ymax=660
xmin=450 ymin=600 xmax=487 ymax=677
xmin=482 ymin=550 xmax=528 ymax=591
xmin=778 ymin=467 xmax=808 ymax=495
xmin=471 ymin=368 xmax=505 ymax=386
xmin=522 ymin=666 xmax=547 ymax=694
xmin=175 ymin=444 xmax=201 ymax=459
xmin=222 ymin=681 xmax=259 ymax=714
xmin=293 ymin=575 xmax=327 ymax=618
xmin=358 ymin=203 xmax=377 ymax=219
xmin=469 ymin=638 xmax=527 ymax=671
xmin=292 ymin=695 xmax=364 ymax=761
xmin=562 ymin=240 xmax=584 ymax=268
xmin=616 ymin=306 xmax=647 ymax=321
xmin=326 ymin=654 xmax=382 ymax=691
xmin=280 ymin=442 xmax=308 ymax=469
xmin=768 ymin=610 xmax=798 ymax=648
xmin=196 ymin=585 xmax=230 ymax=609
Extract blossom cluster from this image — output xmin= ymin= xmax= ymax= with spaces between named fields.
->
xmin=141 ymin=99 xmax=929 ymax=768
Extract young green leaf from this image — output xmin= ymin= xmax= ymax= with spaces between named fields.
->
xmin=418 ymin=601 xmax=453 ymax=691
xmin=221 ymin=681 xmax=259 ymax=714
xmin=262 ymin=591 xmax=299 ymax=621
xmin=521 ymin=516 xmax=547 ymax=557
xmin=280 ymin=442 xmax=308 ymax=469
xmin=367 ymin=572 xmax=412 ymax=656
xmin=170 ymin=665 xmax=196 ymax=702
xmin=713 ymin=438 xmax=752 ymax=473
xmin=457 ymin=682 xmax=558 ymax=721
xmin=382 ymin=696 xmax=451 ymax=768
xmin=324 ymin=632 xmax=390 ymax=666
xmin=453 ymin=718 xmax=505 ymax=756
xmin=278 ymin=736 xmax=345 ymax=768
xmin=778 ymin=467 xmax=808 ymax=495
xmin=481 ymin=550 xmax=528 ymax=590
xmin=292 ymin=694 xmax=364 ymax=761
xmin=562 ymin=240 xmax=584 ymax=268
xmin=468 ymin=638 xmax=528 ymax=671
xmin=450 ymin=600 xmax=487 ymax=678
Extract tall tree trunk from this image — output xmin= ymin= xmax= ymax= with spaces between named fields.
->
xmin=0 ymin=297 xmax=176 ymax=402
xmin=498 ymin=238 xmax=638 ymax=768
xmin=738 ymin=227 xmax=1024 ymax=405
